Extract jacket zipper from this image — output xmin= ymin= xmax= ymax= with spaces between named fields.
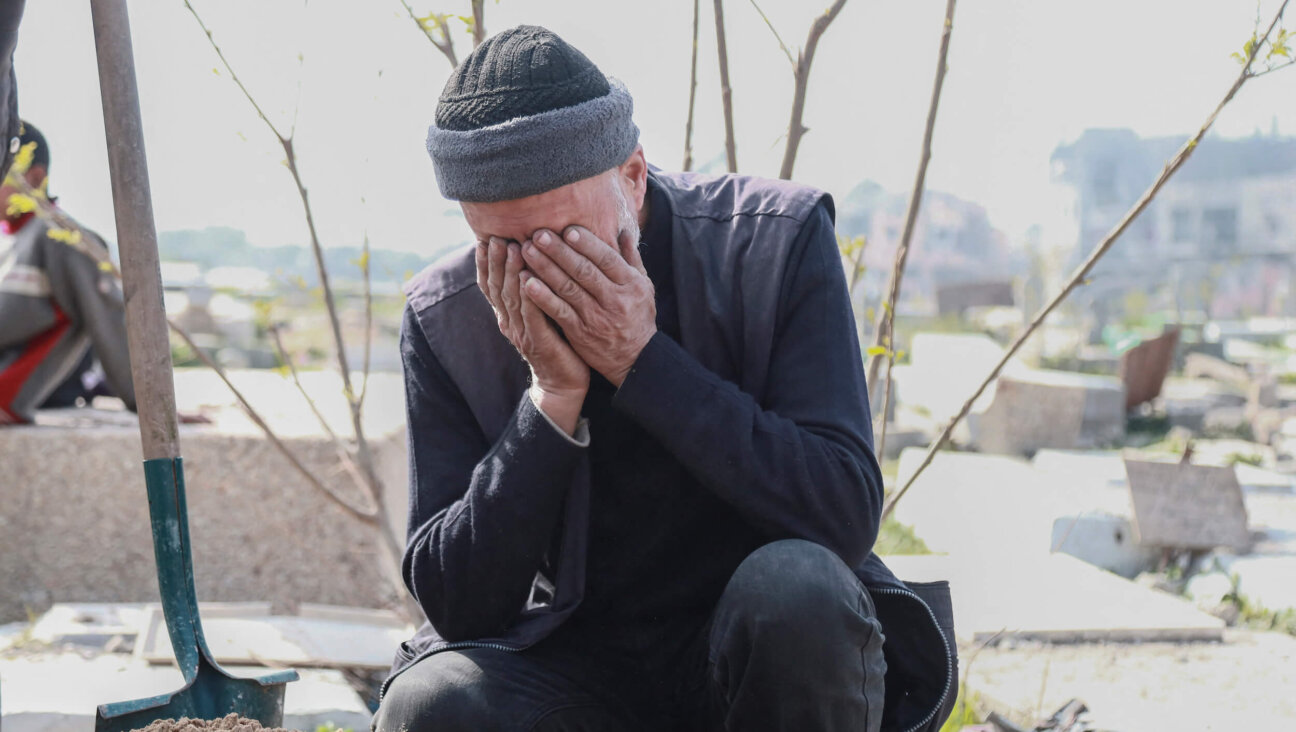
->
xmin=872 ymin=586 xmax=955 ymax=732
xmin=378 ymin=639 xmax=523 ymax=703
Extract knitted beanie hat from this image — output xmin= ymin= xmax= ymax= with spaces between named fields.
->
xmin=426 ymin=25 xmax=639 ymax=202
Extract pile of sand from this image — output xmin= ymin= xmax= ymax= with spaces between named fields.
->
xmin=131 ymin=714 xmax=294 ymax=732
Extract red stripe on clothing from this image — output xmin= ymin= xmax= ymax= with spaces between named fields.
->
xmin=0 ymin=304 xmax=72 ymax=422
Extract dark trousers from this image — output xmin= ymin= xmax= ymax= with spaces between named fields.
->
xmin=374 ymin=540 xmax=887 ymax=732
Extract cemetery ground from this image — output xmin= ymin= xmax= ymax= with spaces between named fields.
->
xmin=5 ymin=320 xmax=1296 ymax=730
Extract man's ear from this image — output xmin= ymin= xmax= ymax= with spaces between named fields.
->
xmin=618 ymin=145 xmax=648 ymax=212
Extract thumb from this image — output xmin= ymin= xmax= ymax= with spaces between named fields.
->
xmin=618 ymin=230 xmax=647 ymax=277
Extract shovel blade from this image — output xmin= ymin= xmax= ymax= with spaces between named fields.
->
xmin=94 ymin=664 xmax=297 ymax=732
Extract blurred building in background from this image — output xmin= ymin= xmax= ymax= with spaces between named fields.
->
xmin=1046 ymin=128 xmax=1296 ymax=339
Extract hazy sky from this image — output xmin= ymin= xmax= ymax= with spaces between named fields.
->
xmin=13 ymin=0 xmax=1296 ymax=259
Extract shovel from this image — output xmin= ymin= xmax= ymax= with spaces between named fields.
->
xmin=89 ymin=2 xmax=297 ymax=729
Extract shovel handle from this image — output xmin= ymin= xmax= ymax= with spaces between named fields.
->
xmin=92 ymin=0 xmax=179 ymax=460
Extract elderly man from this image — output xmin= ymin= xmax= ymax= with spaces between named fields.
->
xmin=377 ymin=25 xmax=955 ymax=732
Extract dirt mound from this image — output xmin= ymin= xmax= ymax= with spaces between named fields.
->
xmin=131 ymin=714 xmax=294 ymax=732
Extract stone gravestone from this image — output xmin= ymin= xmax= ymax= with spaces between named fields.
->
xmin=1119 ymin=327 xmax=1179 ymax=410
xmin=1124 ymin=458 xmax=1250 ymax=550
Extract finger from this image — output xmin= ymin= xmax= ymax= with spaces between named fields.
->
xmin=501 ymin=242 xmax=524 ymax=331
xmin=617 ymin=230 xmax=647 ymax=277
xmin=486 ymin=236 xmax=507 ymax=324
xmin=474 ymin=240 xmax=489 ymax=295
xmin=522 ymin=238 xmax=595 ymax=311
xmin=561 ymin=225 xmax=636 ymax=286
xmin=518 ymin=271 xmax=555 ymax=338
xmin=530 ymin=228 xmax=615 ymax=302
xmin=521 ymin=269 xmax=582 ymax=333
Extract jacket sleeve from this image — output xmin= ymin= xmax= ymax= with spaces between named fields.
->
xmin=400 ymin=305 xmax=587 ymax=641
xmin=42 ymin=230 xmax=136 ymax=411
xmin=612 ymin=203 xmax=884 ymax=567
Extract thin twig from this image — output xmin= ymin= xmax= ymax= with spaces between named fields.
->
xmin=398 ymin=0 xmax=458 ymax=68
xmin=849 ymin=237 xmax=868 ymax=292
xmin=714 ymin=0 xmax=738 ymax=173
xmin=778 ymin=0 xmax=849 ymax=179
xmin=182 ymin=0 xmax=285 ymax=141
xmin=359 ymin=231 xmax=374 ymax=410
xmin=269 ymin=325 xmax=343 ymax=445
xmin=186 ymin=1 xmax=354 ymax=417
xmin=958 ymin=628 xmax=1006 ymax=725
xmin=747 ymin=0 xmax=796 ymax=68
xmin=1249 ymin=56 xmax=1296 ymax=78
xmin=183 ymin=0 xmax=418 ymax=623
xmin=171 ymin=321 xmax=378 ymax=522
xmin=875 ymin=350 xmax=896 ymax=460
xmin=268 ymin=324 xmax=372 ymax=494
xmin=882 ymin=0 xmax=1290 ymax=521
xmin=866 ymin=0 xmax=957 ymax=403
xmin=278 ymin=142 xmax=355 ymax=402
xmin=683 ymin=0 xmax=700 ymax=171
xmin=288 ymin=47 xmax=305 ymax=139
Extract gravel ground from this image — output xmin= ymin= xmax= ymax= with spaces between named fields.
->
xmin=960 ymin=630 xmax=1296 ymax=731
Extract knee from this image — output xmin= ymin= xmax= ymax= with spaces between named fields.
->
xmin=724 ymin=540 xmax=872 ymax=625
xmin=373 ymin=654 xmax=490 ymax=732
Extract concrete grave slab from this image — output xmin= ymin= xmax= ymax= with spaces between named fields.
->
xmin=893 ymin=332 xmax=1025 ymax=425
xmin=136 ymin=606 xmax=412 ymax=670
xmin=970 ymin=370 xmax=1125 ymax=455
xmin=892 ymin=449 xmax=1057 ymax=558
xmin=884 ymin=553 xmax=1225 ymax=644
xmin=1124 ymin=459 xmax=1250 ymax=550
xmin=0 ymin=369 xmax=410 ymax=623
xmin=963 ymin=630 xmax=1296 ymax=731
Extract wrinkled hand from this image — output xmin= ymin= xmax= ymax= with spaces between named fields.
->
xmin=477 ymin=237 xmax=589 ymax=433
xmin=520 ymin=226 xmax=656 ymax=387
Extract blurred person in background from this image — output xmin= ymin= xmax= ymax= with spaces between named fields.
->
xmin=0 ymin=121 xmax=135 ymax=423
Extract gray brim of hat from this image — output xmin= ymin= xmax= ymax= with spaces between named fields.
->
xmin=426 ymin=78 xmax=639 ymax=203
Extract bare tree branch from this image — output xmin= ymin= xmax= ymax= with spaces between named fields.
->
xmin=778 ymin=0 xmax=849 ymax=179
xmin=172 ymin=322 xmax=378 ymax=522
xmin=865 ymin=0 xmax=957 ymax=401
xmin=683 ymin=0 xmax=701 ymax=171
xmin=399 ymin=0 xmax=458 ymax=68
xmin=882 ymin=0 xmax=1291 ymax=521
xmin=182 ymin=0 xmax=286 ymax=142
xmin=713 ymin=0 xmax=738 ymax=173
xmin=184 ymin=0 xmax=420 ymax=622
xmin=277 ymin=138 xmax=356 ymax=407
xmin=471 ymin=0 xmax=485 ymax=48
xmin=748 ymin=0 xmax=796 ymax=68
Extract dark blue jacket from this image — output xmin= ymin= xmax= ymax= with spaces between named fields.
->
xmin=387 ymin=170 xmax=957 ymax=732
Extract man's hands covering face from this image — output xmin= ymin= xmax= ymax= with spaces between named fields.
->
xmin=477 ymin=237 xmax=590 ymax=434
xmin=478 ymin=225 xmax=657 ymax=433
xmin=519 ymin=226 xmax=657 ymax=388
